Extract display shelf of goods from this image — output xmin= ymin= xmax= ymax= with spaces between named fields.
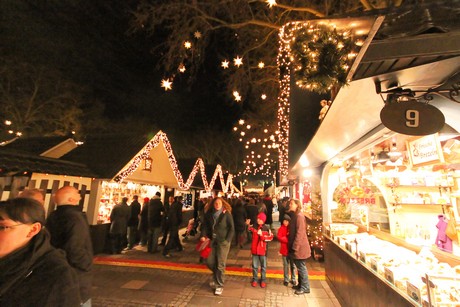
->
xmin=331 ymin=232 xmax=460 ymax=306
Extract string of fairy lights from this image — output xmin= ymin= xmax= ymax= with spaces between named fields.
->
xmin=156 ymin=1 xmax=369 ymax=182
xmin=277 ymin=20 xmax=366 ymax=181
xmin=232 ymin=118 xmax=279 ymax=178
xmin=114 ymin=131 xmax=234 ymax=193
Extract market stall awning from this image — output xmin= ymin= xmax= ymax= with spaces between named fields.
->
xmin=292 ymin=56 xmax=460 ymax=175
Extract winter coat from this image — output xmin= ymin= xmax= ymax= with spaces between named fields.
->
xmin=277 ymin=224 xmax=289 ymax=256
xmin=138 ymin=201 xmax=149 ymax=232
xmin=109 ymin=201 xmax=130 ymax=234
xmin=46 ymin=205 xmax=94 ymax=302
xmin=202 ymin=208 xmax=234 ymax=245
xmin=147 ymin=196 xmax=164 ymax=228
xmin=167 ymin=201 xmax=183 ymax=227
xmin=262 ymin=196 xmax=274 ymax=225
xmin=248 ymin=224 xmax=273 ymax=256
xmin=232 ymin=204 xmax=247 ymax=232
xmin=0 ymin=230 xmax=81 ymax=307
xmin=288 ymin=211 xmax=311 ymax=260
xmin=127 ymin=200 xmax=141 ymax=227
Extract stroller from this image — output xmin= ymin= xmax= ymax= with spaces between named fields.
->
xmin=182 ymin=218 xmax=198 ymax=240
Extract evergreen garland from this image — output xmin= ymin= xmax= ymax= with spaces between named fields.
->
xmin=290 ymin=24 xmax=356 ymax=94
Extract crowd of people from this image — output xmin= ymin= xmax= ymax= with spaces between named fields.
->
xmin=0 ymin=188 xmax=313 ymax=304
xmin=198 ymin=194 xmax=312 ymax=296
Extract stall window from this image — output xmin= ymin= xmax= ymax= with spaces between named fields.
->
xmin=332 ymin=177 xmax=390 ymax=232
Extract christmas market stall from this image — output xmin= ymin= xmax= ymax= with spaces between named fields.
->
xmin=281 ymin=4 xmax=460 ymax=307
xmin=1 ymin=130 xmax=235 ymax=253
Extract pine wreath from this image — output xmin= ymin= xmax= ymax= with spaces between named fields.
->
xmin=290 ymin=24 xmax=356 ymax=94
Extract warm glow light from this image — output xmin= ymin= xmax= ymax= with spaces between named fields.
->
xmin=266 ymin=0 xmax=277 ymax=7
xmin=221 ymin=60 xmax=229 ymax=69
xmin=184 ymin=41 xmax=192 ymax=49
xmin=161 ymin=79 xmax=172 ymax=90
xmin=261 ymin=94 xmax=267 ymax=100
xmin=238 ymin=119 xmax=245 ymax=125
xmin=233 ymin=56 xmax=243 ymax=67
xmin=5 ymin=120 xmax=11 ymax=126
xmin=178 ymin=63 xmax=186 ymax=73
xmin=258 ymin=62 xmax=265 ymax=68
xmin=233 ymin=91 xmax=242 ymax=101
xmin=194 ymin=31 xmax=202 ymax=39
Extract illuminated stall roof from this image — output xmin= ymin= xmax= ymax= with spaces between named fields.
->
xmin=288 ymin=2 xmax=460 ymax=181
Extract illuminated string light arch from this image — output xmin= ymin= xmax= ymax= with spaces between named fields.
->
xmin=114 ymin=131 xmax=234 ymax=193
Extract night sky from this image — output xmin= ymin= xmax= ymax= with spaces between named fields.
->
xmin=1 ymin=0 xmax=240 ymax=134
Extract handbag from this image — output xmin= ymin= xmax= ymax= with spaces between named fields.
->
xmin=196 ymin=238 xmax=211 ymax=259
xmin=446 ymin=218 xmax=457 ymax=242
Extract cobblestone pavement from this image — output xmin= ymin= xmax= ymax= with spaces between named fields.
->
xmin=92 ymin=265 xmax=340 ymax=307
xmin=92 ymin=217 xmax=339 ymax=306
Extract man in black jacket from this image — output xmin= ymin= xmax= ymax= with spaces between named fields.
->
xmin=163 ymin=195 xmax=183 ymax=257
xmin=46 ymin=186 xmax=94 ymax=306
xmin=147 ymin=192 xmax=164 ymax=253
xmin=127 ymin=195 xmax=141 ymax=249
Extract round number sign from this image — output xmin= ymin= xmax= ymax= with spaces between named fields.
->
xmin=380 ymin=101 xmax=445 ymax=136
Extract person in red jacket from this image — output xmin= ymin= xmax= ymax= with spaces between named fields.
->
xmin=277 ymin=214 xmax=297 ymax=286
xmin=246 ymin=212 xmax=274 ymax=288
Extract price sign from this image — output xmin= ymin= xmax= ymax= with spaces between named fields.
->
xmin=380 ymin=101 xmax=445 ymax=135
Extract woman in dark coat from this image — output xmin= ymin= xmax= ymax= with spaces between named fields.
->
xmin=232 ymin=198 xmax=247 ymax=248
xmin=288 ymin=198 xmax=311 ymax=295
xmin=0 ymin=198 xmax=81 ymax=306
xmin=200 ymin=197 xmax=234 ymax=296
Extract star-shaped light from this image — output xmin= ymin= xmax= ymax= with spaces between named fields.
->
xmin=161 ymin=79 xmax=172 ymax=91
xmin=233 ymin=90 xmax=242 ymax=101
xmin=238 ymin=119 xmax=245 ymax=125
xmin=258 ymin=62 xmax=265 ymax=69
xmin=221 ymin=60 xmax=229 ymax=69
xmin=233 ymin=56 xmax=243 ymax=67
xmin=178 ymin=63 xmax=186 ymax=73
xmin=194 ymin=31 xmax=202 ymax=39
xmin=184 ymin=41 xmax=192 ymax=49
xmin=261 ymin=94 xmax=267 ymax=100
xmin=266 ymin=0 xmax=277 ymax=8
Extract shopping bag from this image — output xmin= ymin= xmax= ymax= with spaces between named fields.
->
xmin=196 ymin=238 xmax=211 ymax=259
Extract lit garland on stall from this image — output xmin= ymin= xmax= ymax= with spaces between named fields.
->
xmin=113 ymin=131 xmax=234 ymax=193
xmin=277 ymin=21 xmax=362 ymax=181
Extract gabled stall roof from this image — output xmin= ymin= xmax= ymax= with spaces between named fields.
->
xmin=0 ymin=148 xmax=96 ymax=177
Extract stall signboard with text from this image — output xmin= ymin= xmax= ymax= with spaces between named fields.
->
xmin=407 ymin=134 xmax=444 ymax=167
xmin=380 ymin=100 xmax=445 ymax=136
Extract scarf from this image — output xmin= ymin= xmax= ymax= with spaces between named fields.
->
xmin=0 ymin=230 xmax=52 ymax=298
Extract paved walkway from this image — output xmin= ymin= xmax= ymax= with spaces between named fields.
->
xmin=91 ymin=220 xmax=340 ymax=306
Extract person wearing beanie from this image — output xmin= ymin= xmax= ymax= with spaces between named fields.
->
xmin=277 ymin=214 xmax=297 ymax=286
xmin=245 ymin=212 xmax=274 ymax=288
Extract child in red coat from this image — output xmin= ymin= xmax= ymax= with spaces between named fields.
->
xmin=277 ymin=214 xmax=297 ymax=286
xmin=246 ymin=212 xmax=274 ymax=288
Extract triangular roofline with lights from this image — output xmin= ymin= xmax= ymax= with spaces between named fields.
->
xmin=113 ymin=130 xmax=234 ymax=193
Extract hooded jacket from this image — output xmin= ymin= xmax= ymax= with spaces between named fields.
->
xmin=248 ymin=224 xmax=273 ymax=256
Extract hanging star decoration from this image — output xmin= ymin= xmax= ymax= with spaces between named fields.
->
xmin=194 ymin=31 xmax=202 ymax=39
xmin=233 ymin=90 xmax=242 ymax=101
xmin=261 ymin=94 xmax=267 ymax=100
xmin=258 ymin=62 xmax=265 ymax=69
xmin=184 ymin=41 xmax=192 ymax=49
xmin=233 ymin=56 xmax=243 ymax=67
xmin=266 ymin=0 xmax=277 ymax=8
xmin=178 ymin=63 xmax=186 ymax=73
xmin=221 ymin=60 xmax=229 ymax=69
xmin=161 ymin=79 xmax=172 ymax=91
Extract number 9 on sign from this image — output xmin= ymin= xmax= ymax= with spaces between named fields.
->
xmin=380 ymin=101 xmax=444 ymax=136
xmin=405 ymin=110 xmax=419 ymax=127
